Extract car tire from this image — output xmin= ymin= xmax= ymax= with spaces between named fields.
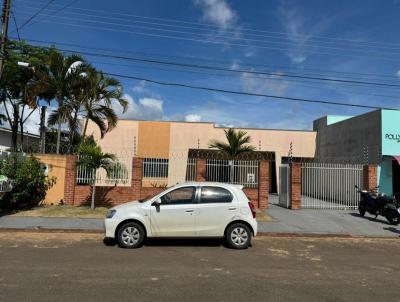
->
xmin=117 ymin=222 xmax=145 ymax=249
xmin=226 ymin=223 xmax=251 ymax=250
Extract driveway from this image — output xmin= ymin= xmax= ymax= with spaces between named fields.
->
xmin=262 ymin=195 xmax=400 ymax=237
xmin=0 ymin=232 xmax=399 ymax=302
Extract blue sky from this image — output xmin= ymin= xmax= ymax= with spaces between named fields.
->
xmin=9 ymin=0 xmax=400 ymax=131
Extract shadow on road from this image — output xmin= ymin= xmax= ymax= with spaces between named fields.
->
xmin=348 ymin=213 xmax=389 ymax=225
xmin=103 ymin=237 xmax=227 ymax=248
xmin=383 ymin=227 xmax=400 ymax=236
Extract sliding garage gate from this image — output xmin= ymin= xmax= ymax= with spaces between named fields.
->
xmin=301 ymin=162 xmax=363 ymax=209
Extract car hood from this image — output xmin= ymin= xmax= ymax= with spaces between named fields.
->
xmin=111 ymin=200 xmax=145 ymax=211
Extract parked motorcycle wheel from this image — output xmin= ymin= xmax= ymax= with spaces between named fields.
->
xmin=358 ymin=207 xmax=366 ymax=217
xmin=385 ymin=214 xmax=400 ymax=225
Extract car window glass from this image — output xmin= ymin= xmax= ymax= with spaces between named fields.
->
xmin=200 ymin=187 xmax=233 ymax=203
xmin=160 ymin=187 xmax=195 ymax=205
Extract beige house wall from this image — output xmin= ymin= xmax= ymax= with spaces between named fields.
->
xmin=35 ymin=154 xmax=67 ymax=205
xmin=137 ymin=121 xmax=170 ymax=158
xmin=87 ymin=119 xmax=316 ymax=189
xmin=168 ymin=122 xmax=316 ymax=186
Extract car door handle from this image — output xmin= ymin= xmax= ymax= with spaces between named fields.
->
xmin=185 ymin=210 xmax=194 ymax=213
xmin=228 ymin=207 xmax=237 ymax=210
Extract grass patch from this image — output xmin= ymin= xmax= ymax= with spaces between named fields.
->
xmin=256 ymin=209 xmax=274 ymax=222
xmin=11 ymin=205 xmax=109 ymax=218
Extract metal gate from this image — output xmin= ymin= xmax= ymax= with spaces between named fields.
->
xmin=301 ymin=163 xmax=363 ymax=209
xmin=279 ymin=164 xmax=290 ymax=208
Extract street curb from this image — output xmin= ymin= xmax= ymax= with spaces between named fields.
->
xmin=257 ymin=232 xmax=399 ymax=239
xmin=0 ymin=228 xmax=398 ymax=239
xmin=0 ymin=228 xmax=103 ymax=234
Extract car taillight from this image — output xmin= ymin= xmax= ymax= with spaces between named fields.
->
xmin=248 ymin=202 xmax=256 ymax=219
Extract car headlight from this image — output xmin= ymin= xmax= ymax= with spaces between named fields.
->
xmin=106 ymin=209 xmax=116 ymax=219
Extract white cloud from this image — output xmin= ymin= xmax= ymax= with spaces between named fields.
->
xmin=116 ymin=94 xmax=164 ymax=121
xmin=194 ymin=0 xmax=237 ymax=29
xmin=278 ymin=2 xmax=333 ymax=64
xmin=132 ymin=80 xmax=147 ymax=93
xmin=396 ymin=70 xmax=400 ymax=78
xmin=185 ymin=114 xmax=202 ymax=122
xmin=0 ymin=103 xmax=43 ymax=135
xmin=240 ymin=71 xmax=289 ymax=96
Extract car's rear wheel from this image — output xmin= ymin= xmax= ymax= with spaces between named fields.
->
xmin=226 ymin=223 xmax=251 ymax=249
xmin=117 ymin=222 xmax=145 ymax=249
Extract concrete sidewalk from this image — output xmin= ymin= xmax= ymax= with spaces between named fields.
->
xmin=259 ymin=204 xmax=400 ymax=237
xmin=0 ymin=216 xmax=104 ymax=232
xmin=1 ymin=206 xmax=400 ymax=237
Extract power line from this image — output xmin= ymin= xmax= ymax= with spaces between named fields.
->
xmin=17 ymin=18 xmax=400 ymax=63
xmin=86 ymin=58 xmax=400 ymax=101
xmin=13 ymin=5 xmax=400 ymax=54
xmin=22 ymin=39 xmax=400 ymax=89
xmin=12 ymin=0 xmax=80 ymax=31
xmin=13 ymin=0 xmax=400 ymax=49
xmin=103 ymin=72 xmax=399 ymax=111
xmin=10 ymin=12 xmax=20 ymax=41
xmin=15 ymin=0 xmax=56 ymax=31
xmin=12 ymin=36 xmax=400 ymax=81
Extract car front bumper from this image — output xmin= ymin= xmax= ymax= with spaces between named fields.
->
xmin=104 ymin=218 xmax=120 ymax=238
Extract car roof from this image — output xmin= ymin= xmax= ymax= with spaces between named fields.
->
xmin=173 ymin=182 xmax=244 ymax=191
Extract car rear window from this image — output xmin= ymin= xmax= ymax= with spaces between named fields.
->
xmin=199 ymin=186 xmax=233 ymax=203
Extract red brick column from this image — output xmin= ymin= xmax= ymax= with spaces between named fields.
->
xmin=132 ymin=157 xmax=143 ymax=200
xmin=196 ymin=159 xmax=207 ymax=182
xmin=258 ymin=160 xmax=269 ymax=209
xmin=290 ymin=162 xmax=301 ymax=210
xmin=363 ymin=164 xmax=377 ymax=191
xmin=63 ymin=155 xmax=77 ymax=205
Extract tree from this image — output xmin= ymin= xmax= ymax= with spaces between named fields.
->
xmin=0 ymin=155 xmax=56 ymax=210
xmin=44 ymin=50 xmax=90 ymax=154
xmin=209 ymin=128 xmax=256 ymax=158
xmin=81 ymin=70 xmax=128 ymax=138
xmin=77 ymin=139 xmax=116 ymax=209
xmin=0 ymin=41 xmax=51 ymax=151
xmin=209 ymin=128 xmax=256 ymax=183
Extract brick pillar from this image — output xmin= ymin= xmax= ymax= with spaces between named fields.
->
xmin=63 ymin=155 xmax=77 ymax=205
xmin=132 ymin=157 xmax=143 ymax=200
xmin=363 ymin=164 xmax=377 ymax=191
xmin=196 ymin=159 xmax=206 ymax=182
xmin=290 ymin=162 xmax=301 ymax=210
xmin=258 ymin=160 xmax=269 ymax=209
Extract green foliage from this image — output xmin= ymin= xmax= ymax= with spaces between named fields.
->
xmin=77 ymin=139 xmax=116 ymax=181
xmin=0 ymin=155 xmax=56 ymax=210
xmin=209 ymin=128 xmax=256 ymax=159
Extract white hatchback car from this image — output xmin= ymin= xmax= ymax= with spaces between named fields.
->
xmin=104 ymin=182 xmax=257 ymax=249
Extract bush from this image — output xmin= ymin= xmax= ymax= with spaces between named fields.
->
xmin=0 ymin=155 xmax=56 ymax=210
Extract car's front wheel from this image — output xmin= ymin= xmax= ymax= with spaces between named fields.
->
xmin=117 ymin=222 xmax=145 ymax=249
xmin=226 ymin=223 xmax=251 ymax=249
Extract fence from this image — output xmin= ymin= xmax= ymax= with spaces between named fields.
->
xmin=142 ymin=158 xmax=169 ymax=187
xmin=76 ymin=155 xmax=132 ymax=186
xmin=301 ymin=162 xmax=363 ymax=209
xmin=206 ymin=159 xmax=259 ymax=188
xmin=185 ymin=158 xmax=197 ymax=182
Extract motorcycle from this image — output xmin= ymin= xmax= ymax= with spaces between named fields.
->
xmin=355 ymin=185 xmax=400 ymax=225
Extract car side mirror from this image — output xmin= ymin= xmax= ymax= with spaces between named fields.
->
xmin=152 ymin=198 xmax=161 ymax=207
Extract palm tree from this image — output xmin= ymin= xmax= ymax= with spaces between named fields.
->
xmin=81 ymin=71 xmax=128 ymax=138
xmin=209 ymin=128 xmax=256 ymax=183
xmin=209 ymin=128 xmax=256 ymax=158
xmin=77 ymin=140 xmax=116 ymax=209
xmin=44 ymin=50 xmax=90 ymax=153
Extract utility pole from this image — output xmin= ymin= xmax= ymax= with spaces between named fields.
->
xmin=0 ymin=0 xmax=11 ymax=81
xmin=39 ymin=105 xmax=47 ymax=153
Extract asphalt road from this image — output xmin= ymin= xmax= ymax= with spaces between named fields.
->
xmin=0 ymin=232 xmax=399 ymax=302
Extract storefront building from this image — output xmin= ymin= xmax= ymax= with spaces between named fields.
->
xmin=314 ymin=109 xmax=400 ymax=196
